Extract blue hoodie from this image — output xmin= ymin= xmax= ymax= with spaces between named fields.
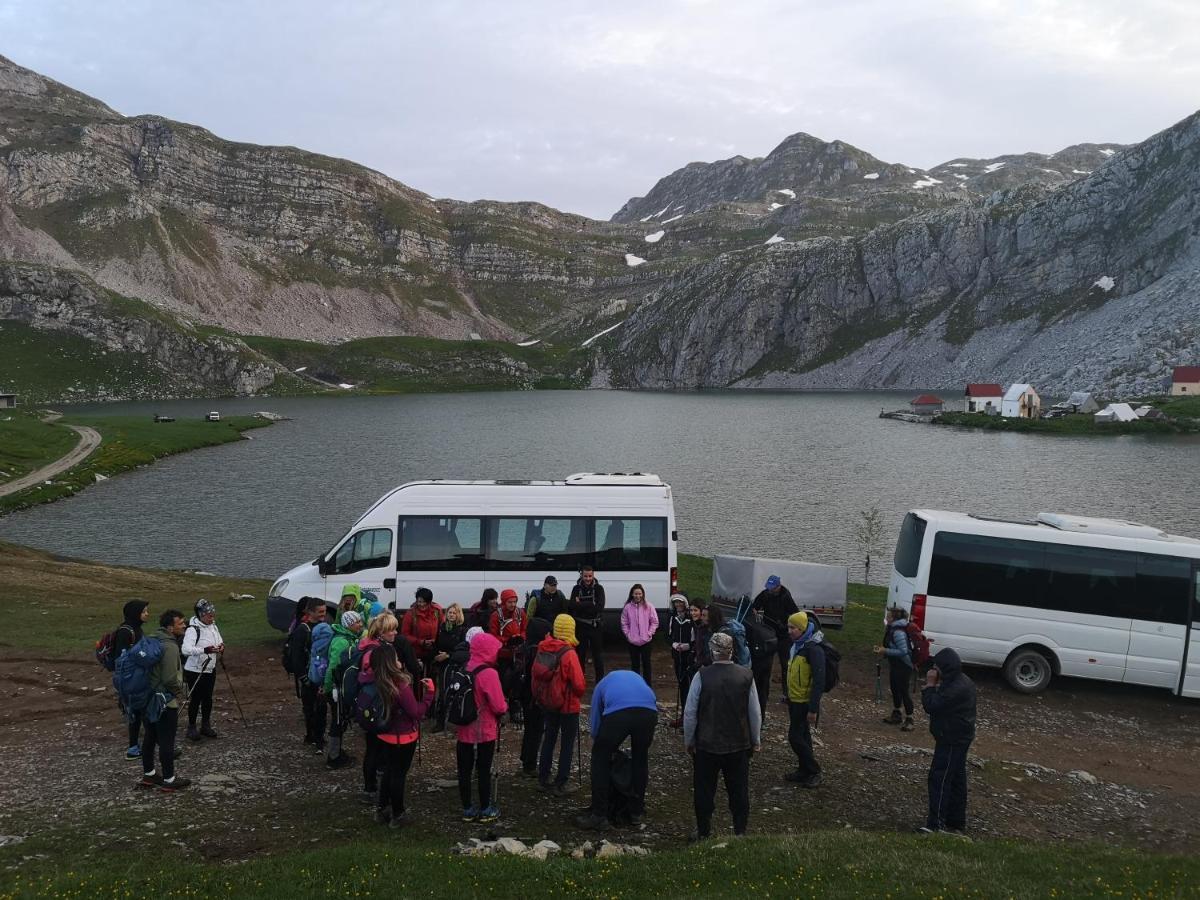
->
xmin=589 ymin=670 xmax=657 ymax=735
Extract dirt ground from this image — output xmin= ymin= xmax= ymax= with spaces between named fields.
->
xmin=2 ymin=641 xmax=1199 ymax=862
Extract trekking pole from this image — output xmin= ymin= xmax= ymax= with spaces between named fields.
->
xmin=577 ymin=723 xmax=583 ymax=786
xmin=874 ymin=663 xmax=883 ymax=704
xmin=218 ymin=656 xmax=249 ymax=726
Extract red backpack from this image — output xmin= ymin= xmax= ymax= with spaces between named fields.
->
xmin=904 ymin=622 xmax=932 ymax=668
xmin=531 ymin=645 xmax=571 ymax=712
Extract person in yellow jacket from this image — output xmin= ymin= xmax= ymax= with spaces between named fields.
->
xmin=784 ymin=611 xmax=825 ymax=788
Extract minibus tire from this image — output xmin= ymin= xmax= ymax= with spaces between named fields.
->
xmin=1003 ymin=647 xmax=1053 ymax=694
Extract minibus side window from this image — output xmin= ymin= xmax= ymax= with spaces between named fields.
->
xmin=1134 ymin=554 xmax=1190 ymax=625
xmin=397 ymin=517 xmax=484 ymax=571
xmin=332 ymin=529 xmax=393 ymax=575
xmin=594 ymin=517 xmax=667 ymax=571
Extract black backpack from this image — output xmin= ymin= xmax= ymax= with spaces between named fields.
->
xmin=818 ymin=639 xmax=841 ymax=692
xmin=445 ymin=664 xmax=496 ymax=726
xmin=282 ymin=621 xmax=310 ymax=677
xmin=336 ymin=645 xmax=368 ymax=719
xmin=743 ymin=618 xmax=778 ymax=663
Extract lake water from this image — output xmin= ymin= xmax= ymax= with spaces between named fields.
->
xmin=2 ymin=391 xmax=1198 ymax=581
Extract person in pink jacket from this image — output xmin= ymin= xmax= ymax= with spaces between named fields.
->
xmin=620 ymin=584 xmax=658 ymax=687
xmin=455 ymin=631 xmax=508 ymax=823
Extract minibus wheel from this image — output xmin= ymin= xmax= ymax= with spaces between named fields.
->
xmin=1004 ymin=647 xmax=1053 ymax=694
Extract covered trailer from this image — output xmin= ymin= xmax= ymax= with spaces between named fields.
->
xmin=710 ymin=554 xmax=846 ymax=628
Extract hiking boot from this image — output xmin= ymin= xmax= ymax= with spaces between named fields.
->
xmin=360 ymin=789 xmax=377 ymax=805
xmin=519 ymin=765 xmax=538 ymax=779
xmin=313 ymin=742 xmax=326 ymax=755
xmin=478 ymin=805 xmax=500 ymax=823
xmin=801 ymin=773 xmax=823 ymax=789
xmin=882 ymin=710 xmax=902 ymax=726
xmin=430 ymin=722 xmax=445 ymax=734
xmin=374 ymin=806 xmax=391 ymax=825
xmin=326 ymin=753 xmax=355 ymax=770
xmin=461 ymin=805 xmax=480 ymax=822
xmin=200 ymin=724 xmax=219 ymax=738
xmin=125 ymin=745 xmax=142 ymax=761
xmin=138 ymin=773 xmax=162 ymax=789
xmin=159 ymin=777 xmax=191 ymax=792
xmin=554 ymin=782 xmax=580 ymax=797
xmin=186 ymin=725 xmax=202 ymax=742
xmin=783 ymin=770 xmax=808 ymax=783
xmin=388 ymin=811 xmax=408 ymax=829
xmin=303 ymin=734 xmax=315 ymax=745
xmin=574 ymin=811 xmax=608 ymax=831
xmin=538 ymin=780 xmax=556 ymax=795
xmin=627 ymin=813 xmax=644 ymax=826
xmin=900 ymin=717 xmax=914 ymax=732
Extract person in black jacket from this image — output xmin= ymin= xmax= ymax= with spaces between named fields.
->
xmin=666 ymin=593 xmax=695 ymax=728
xmin=529 ymin=575 xmax=568 ymax=624
xmin=920 ymin=647 xmax=977 ymax=834
xmin=287 ymin=597 xmax=326 ymax=748
xmin=751 ymin=575 xmax=798 ymax=688
xmin=518 ymin=617 xmax=553 ymax=776
xmin=114 ymin=599 xmax=150 ymax=759
xmin=430 ymin=604 xmax=467 ymax=729
xmin=569 ymin=566 xmax=606 ymax=682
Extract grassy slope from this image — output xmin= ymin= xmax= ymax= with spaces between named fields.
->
xmin=0 ymin=414 xmax=272 ymax=515
xmin=0 ymin=409 xmax=78 ymax=483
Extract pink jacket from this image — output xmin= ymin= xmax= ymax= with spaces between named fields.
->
xmin=621 ymin=599 xmax=659 ymax=647
xmin=455 ymin=632 xmax=508 ymax=745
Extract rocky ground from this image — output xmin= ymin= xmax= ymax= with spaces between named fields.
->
xmin=2 ymin=643 xmax=1198 ymax=867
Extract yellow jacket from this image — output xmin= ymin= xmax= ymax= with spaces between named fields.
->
xmin=787 ymin=650 xmax=814 ymax=703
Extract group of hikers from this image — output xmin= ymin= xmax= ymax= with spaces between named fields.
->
xmin=100 ymin=567 xmax=977 ymax=839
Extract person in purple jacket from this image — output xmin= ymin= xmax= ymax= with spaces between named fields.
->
xmin=620 ymin=584 xmax=658 ymax=686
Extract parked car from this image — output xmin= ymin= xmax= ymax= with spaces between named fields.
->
xmin=153 ymin=415 xmax=175 ymax=423
xmin=205 ymin=411 xmax=221 ymax=422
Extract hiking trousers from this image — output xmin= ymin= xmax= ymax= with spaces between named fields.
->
xmin=456 ymin=740 xmax=496 ymax=810
xmin=589 ymin=707 xmax=656 ymax=817
xmin=787 ymin=701 xmax=820 ymax=778
xmin=751 ymin=656 xmax=773 ymax=719
xmin=693 ymin=748 xmax=751 ymax=837
xmin=928 ymin=741 xmax=970 ymax=830
xmin=142 ymin=706 xmax=178 ymax=781
xmin=127 ymin=709 xmax=143 ymax=749
xmin=575 ymin=622 xmax=605 ymax=681
xmin=889 ymin=659 xmax=914 ymax=716
xmin=379 ymin=740 xmax=418 ymax=816
xmin=363 ymin=733 xmax=381 ymax=792
xmin=184 ymin=670 xmax=215 ymax=727
xmin=539 ymin=711 xmax=578 ymax=786
xmin=628 ymin=643 xmax=653 ymax=686
xmin=672 ymin=649 xmax=694 ymax=711
xmin=519 ymin=701 xmax=545 ymax=771
xmin=300 ymin=680 xmax=326 ymax=743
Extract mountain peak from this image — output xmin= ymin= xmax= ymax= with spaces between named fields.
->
xmin=0 ymin=53 xmax=120 ymax=125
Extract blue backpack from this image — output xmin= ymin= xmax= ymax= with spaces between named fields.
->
xmin=309 ymin=623 xmax=334 ymax=684
xmin=353 ymin=679 xmax=388 ymax=734
xmin=112 ymin=636 xmax=165 ymax=714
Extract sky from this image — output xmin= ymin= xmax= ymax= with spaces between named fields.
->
xmin=2 ymin=0 xmax=1198 ymax=219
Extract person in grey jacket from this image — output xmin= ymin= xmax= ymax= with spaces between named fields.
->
xmin=140 ymin=609 xmax=190 ymax=792
xmin=874 ymin=606 xmax=915 ymax=731
xmin=683 ymin=632 xmax=762 ymax=839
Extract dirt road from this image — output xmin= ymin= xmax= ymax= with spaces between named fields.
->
xmin=0 ymin=422 xmax=101 ymax=498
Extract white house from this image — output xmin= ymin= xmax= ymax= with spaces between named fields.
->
xmin=1001 ymin=383 xmax=1041 ymax=419
xmin=964 ymin=383 xmax=1003 ymax=413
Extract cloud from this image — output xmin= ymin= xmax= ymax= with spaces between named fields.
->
xmin=1 ymin=0 xmax=1196 ymax=218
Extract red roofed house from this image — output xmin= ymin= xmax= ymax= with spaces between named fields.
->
xmin=910 ymin=394 xmax=944 ymax=415
xmin=1171 ymin=366 xmax=1200 ymax=396
xmin=964 ymin=383 xmax=1003 ymax=414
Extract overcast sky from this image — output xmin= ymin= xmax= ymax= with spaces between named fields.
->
xmin=2 ymin=0 xmax=1198 ymax=219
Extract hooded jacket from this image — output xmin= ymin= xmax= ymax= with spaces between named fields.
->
xmin=379 ymin=677 xmax=435 ymax=744
xmin=488 ymin=599 xmax=526 ymax=662
xmin=149 ymin=626 xmax=185 ymax=709
xmin=620 ymin=598 xmax=658 ymax=647
xmin=455 ymin=633 xmax=508 ymax=744
xmin=182 ymin=616 xmax=224 ymax=675
xmin=786 ymin=623 xmax=826 ymax=713
xmin=324 ymin=622 xmax=359 ymax=693
xmin=884 ymin=617 xmax=914 ymax=669
xmin=922 ymin=648 xmax=976 ymax=746
xmin=402 ymin=603 xmax=442 ymax=657
xmin=535 ymin=632 xmax=586 ymax=714
xmin=112 ymin=600 xmax=147 ymax=661
xmin=752 ymin=586 xmax=799 ymax=637
xmin=518 ymin=618 xmax=553 ymax=704
xmin=667 ymin=604 xmax=695 ymax=652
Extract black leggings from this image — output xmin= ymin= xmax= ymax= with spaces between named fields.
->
xmin=184 ymin=670 xmax=215 ymax=726
xmin=127 ymin=710 xmax=143 ymax=748
xmin=379 ymin=740 xmax=418 ymax=816
xmin=456 ymin=740 xmax=496 ymax=810
xmin=142 ymin=706 xmax=178 ymax=780
xmin=889 ymin=661 xmax=914 ymax=715
xmin=628 ymin=643 xmax=653 ymax=685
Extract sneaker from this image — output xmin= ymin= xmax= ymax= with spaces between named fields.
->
xmin=628 ymin=813 xmax=644 ymax=826
xmin=138 ymin=773 xmax=162 ymax=789
xmin=574 ymin=811 xmax=608 ymax=831
xmin=186 ymin=726 xmax=202 ymax=742
xmin=783 ymin=770 xmax=808 ymax=783
xmin=477 ymin=805 xmax=500 ymax=823
xmin=326 ymin=753 xmax=356 ymax=770
xmin=801 ymin=773 xmax=823 ymax=789
xmin=917 ymin=826 xmax=937 ymax=835
xmin=200 ymin=725 xmax=219 ymax=738
xmin=313 ymin=742 xmax=326 ymax=755
xmin=388 ymin=811 xmax=408 ymax=829
xmin=554 ymin=782 xmax=580 ymax=797
xmin=430 ymin=722 xmax=445 ymax=734
xmin=159 ymin=777 xmax=191 ymax=792
xmin=374 ymin=806 xmax=391 ymax=825
xmin=303 ymin=734 xmax=315 ymax=745
xmin=881 ymin=710 xmax=902 ymax=726
xmin=900 ymin=718 xmax=914 ymax=732
xmin=538 ymin=780 xmax=556 ymax=795
xmin=461 ymin=805 xmax=480 ymax=822
xmin=360 ymin=789 xmax=377 ymax=805
xmin=125 ymin=745 xmax=142 ymax=760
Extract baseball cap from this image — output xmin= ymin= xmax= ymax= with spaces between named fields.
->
xmin=764 ymin=575 xmax=781 ymax=589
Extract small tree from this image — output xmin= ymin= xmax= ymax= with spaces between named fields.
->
xmin=854 ymin=504 xmax=886 ymax=585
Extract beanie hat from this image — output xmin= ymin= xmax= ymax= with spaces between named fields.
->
xmin=544 ymin=575 xmax=558 ymax=586
xmin=553 ymin=614 xmax=578 ymax=647
xmin=466 ymin=626 xmax=483 ymax=644
xmin=500 ymin=588 xmax=519 ymax=603
xmin=788 ymin=611 xmax=808 ymax=630
xmin=341 ymin=610 xmax=363 ymax=629
xmin=669 ymin=592 xmax=688 ymax=609
xmin=709 ymin=632 xmax=734 ymax=657
xmin=195 ymin=599 xmax=216 ymax=617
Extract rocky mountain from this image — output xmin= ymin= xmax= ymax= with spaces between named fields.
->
xmin=601 ymin=111 xmax=1200 ymax=397
xmin=929 ymin=143 xmax=1126 ymax=195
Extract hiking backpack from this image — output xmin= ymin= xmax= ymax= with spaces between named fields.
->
xmin=112 ymin=636 xmax=165 ymax=713
xmin=353 ymin=680 xmax=388 ymax=734
xmin=743 ymin=618 xmax=778 ymax=664
xmin=308 ymin=623 xmax=334 ymax=684
xmin=444 ymin=664 xmax=496 ymax=726
xmin=718 ymin=621 xmax=752 ymax=668
xmin=903 ymin=622 xmax=932 ymax=669
xmin=95 ymin=624 xmax=133 ymax=672
xmin=336 ymin=645 xmax=368 ymax=718
xmin=818 ymin=638 xmax=841 ymax=692
xmin=530 ymin=645 xmax=571 ymax=712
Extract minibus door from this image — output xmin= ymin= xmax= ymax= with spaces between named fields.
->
xmin=321 ymin=527 xmax=398 ymax=610
xmin=1180 ymin=568 xmax=1200 ymax=698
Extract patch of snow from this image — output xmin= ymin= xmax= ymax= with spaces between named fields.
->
xmin=1093 ymin=275 xmax=1115 ymax=292
xmin=294 ymin=366 xmax=308 ymax=373
xmin=661 ymin=214 xmax=683 ymax=224
xmin=338 ymin=383 xmax=355 ymax=390
xmin=516 ymin=339 xmax=540 ymax=347
xmin=624 ymin=254 xmax=647 ymax=267
xmin=983 ymin=162 xmax=1006 ymax=173
xmin=764 ymin=234 xmax=785 ymax=245
xmin=644 ymin=230 xmax=665 ymax=243
xmin=469 ymin=333 xmax=482 ymax=341
xmin=1072 ymin=169 xmax=1091 ymax=175
xmin=1038 ymin=168 xmax=1061 ymax=174
xmin=953 ymin=174 xmax=969 ymax=180
xmin=654 ymin=203 xmax=671 ymax=217
xmin=774 ymin=188 xmax=796 ymax=199
xmin=911 ymin=177 xmax=943 ymax=189
xmin=638 ymin=215 xmax=653 ymax=223
xmin=769 ymin=202 xmax=783 ymax=210
xmin=674 ymin=204 xmax=686 ymax=210
xmin=948 ymin=163 xmax=970 ymax=168
xmin=580 ymin=321 xmax=623 ymax=348
xmin=1099 ymin=148 xmax=1115 ymax=157
xmin=862 ymin=172 xmax=879 ymax=180
xmin=906 ymin=168 xmax=916 ymax=174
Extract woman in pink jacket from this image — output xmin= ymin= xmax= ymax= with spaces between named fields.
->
xmin=455 ymin=631 xmax=508 ymax=823
xmin=620 ymin=584 xmax=658 ymax=687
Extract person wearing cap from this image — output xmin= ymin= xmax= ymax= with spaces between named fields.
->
xmin=489 ymin=588 xmax=527 ymax=723
xmin=181 ymin=599 xmax=224 ymax=741
xmin=784 ymin=611 xmax=825 ymax=788
xmin=568 ymin=565 xmax=607 ymax=682
xmin=683 ymin=632 xmax=762 ymax=840
xmin=529 ymin=575 xmax=568 ymax=625
xmin=752 ymin=575 xmax=798 ymax=689
xmin=537 ymin=615 xmax=586 ymax=796
xmin=324 ymin=608 xmax=365 ymax=768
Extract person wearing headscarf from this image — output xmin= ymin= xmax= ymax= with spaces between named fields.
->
xmin=181 ymin=599 xmax=224 ymax=741
xmin=114 ymin=599 xmax=149 ymax=759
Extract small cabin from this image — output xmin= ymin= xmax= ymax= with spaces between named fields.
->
xmin=1051 ymin=391 xmax=1100 ymax=415
xmin=910 ymin=394 xmax=944 ymax=415
xmin=1001 ymin=383 xmax=1041 ymax=419
xmin=0 ymin=393 xmax=16 ymax=409
xmin=964 ymin=383 xmax=1003 ymax=413
xmin=1170 ymin=366 xmax=1200 ymax=396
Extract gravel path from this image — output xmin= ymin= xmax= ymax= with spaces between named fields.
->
xmin=0 ymin=422 xmax=100 ymax=498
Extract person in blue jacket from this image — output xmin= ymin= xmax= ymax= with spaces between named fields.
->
xmin=574 ymin=670 xmax=657 ymax=830
xmin=875 ymin=606 xmax=915 ymax=731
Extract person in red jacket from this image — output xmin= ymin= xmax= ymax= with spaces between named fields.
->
xmin=488 ymin=588 xmax=526 ymax=721
xmin=402 ymin=587 xmax=442 ymax=672
xmin=536 ymin=614 xmax=587 ymax=797
xmin=371 ymin=641 xmax=435 ymax=827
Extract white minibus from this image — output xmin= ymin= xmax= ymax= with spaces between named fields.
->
xmin=888 ymin=510 xmax=1200 ymax=696
xmin=267 ymin=473 xmax=678 ymax=630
